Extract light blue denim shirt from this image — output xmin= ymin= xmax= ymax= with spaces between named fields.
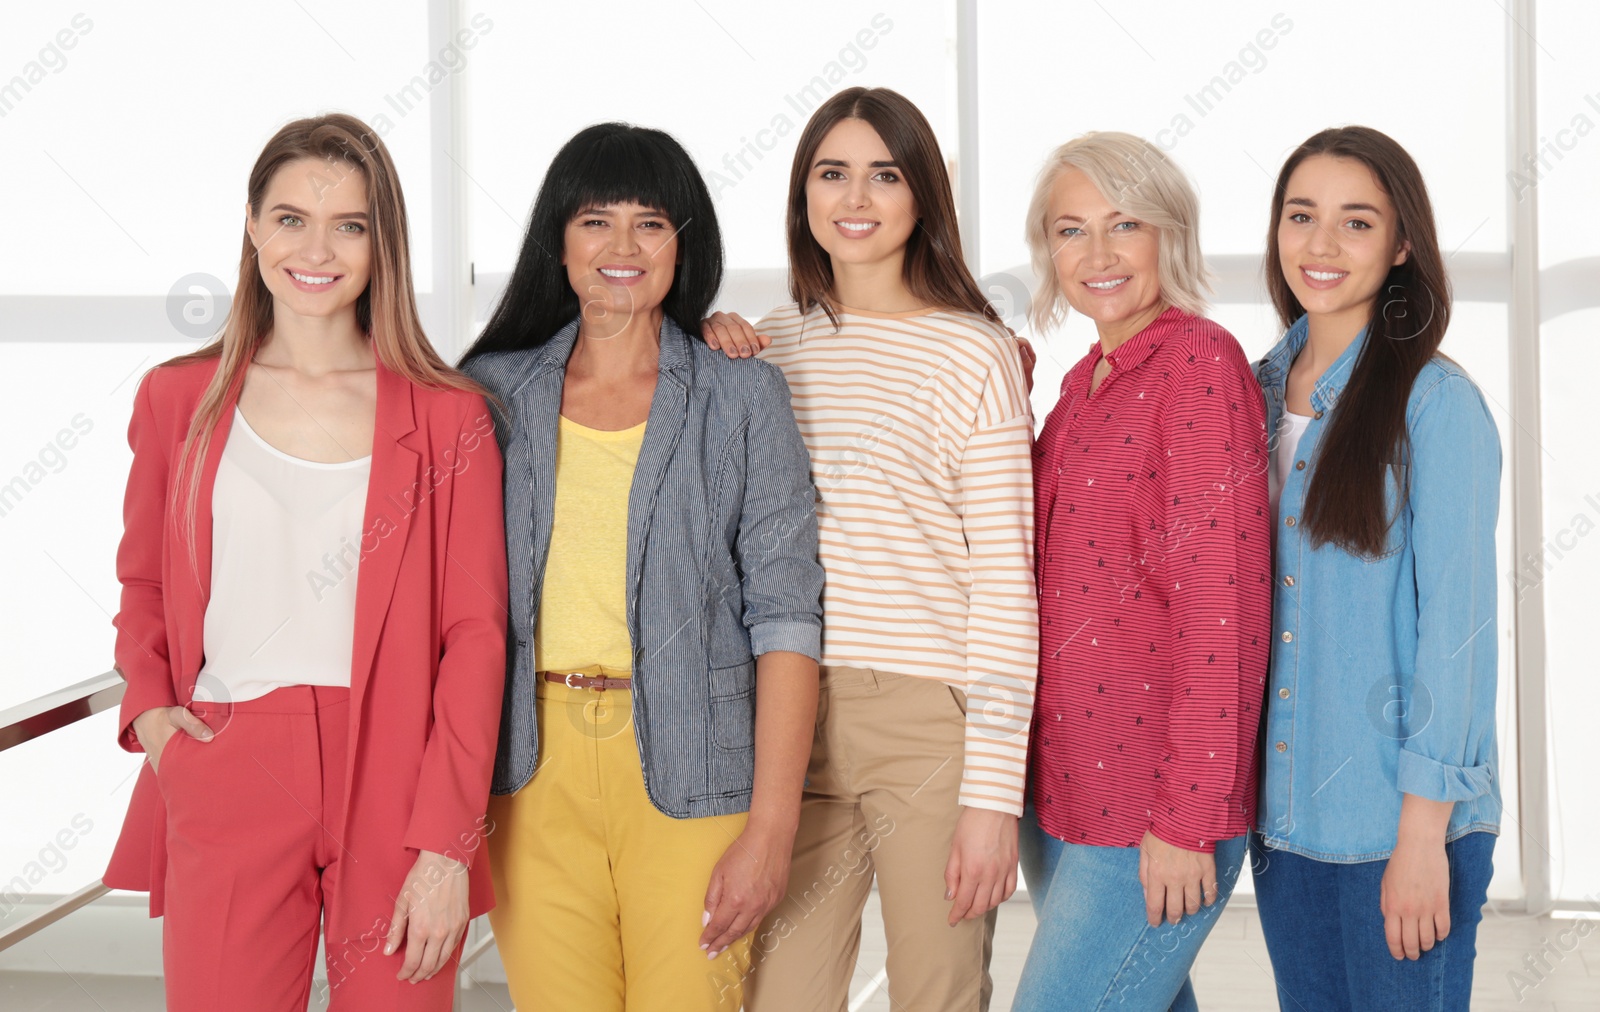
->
xmin=1253 ymin=316 xmax=1502 ymax=862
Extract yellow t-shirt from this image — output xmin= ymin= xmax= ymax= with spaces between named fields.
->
xmin=534 ymin=415 xmax=645 ymax=673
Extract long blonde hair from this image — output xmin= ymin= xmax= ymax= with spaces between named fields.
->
xmin=165 ymin=113 xmax=479 ymax=569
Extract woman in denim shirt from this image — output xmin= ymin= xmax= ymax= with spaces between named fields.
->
xmin=1251 ymin=126 xmax=1501 ymax=1012
xmin=460 ymin=123 xmax=823 ymax=1011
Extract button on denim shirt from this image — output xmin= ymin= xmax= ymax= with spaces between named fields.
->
xmin=1253 ymin=315 xmax=1502 ymax=862
xmin=463 ymin=317 xmax=824 ymax=818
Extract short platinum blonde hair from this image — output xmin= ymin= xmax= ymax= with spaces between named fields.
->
xmin=1025 ymin=131 xmax=1213 ymax=333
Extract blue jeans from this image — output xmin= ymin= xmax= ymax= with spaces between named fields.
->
xmin=1014 ymin=805 xmax=1248 ymax=1011
xmin=1251 ymin=831 xmax=1495 ymax=1011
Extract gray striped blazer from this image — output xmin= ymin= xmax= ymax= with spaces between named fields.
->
xmin=463 ymin=316 xmax=823 ymax=817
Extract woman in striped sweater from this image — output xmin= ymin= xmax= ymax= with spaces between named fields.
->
xmin=702 ymin=87 xmax=1037 ymax=1012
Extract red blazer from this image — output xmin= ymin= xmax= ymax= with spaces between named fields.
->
xmin=103 ymin=356 xmax=508 ymax=918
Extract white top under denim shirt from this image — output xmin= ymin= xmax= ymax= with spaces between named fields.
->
xmin=1268 ymin=410 xmax=1311 ymax=528
xmin=1253 ymin=315 xmax=1502 ymax=862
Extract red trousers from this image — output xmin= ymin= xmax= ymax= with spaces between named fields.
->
xmin=158 ymin=685 xmax=461 ymax=1011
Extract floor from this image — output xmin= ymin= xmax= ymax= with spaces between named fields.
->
xmin=3 ymin=894 xmax=1597 ymax=1010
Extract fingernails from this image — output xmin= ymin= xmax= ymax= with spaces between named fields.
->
xmin=702 ymin=910 xmax=711 ymax=927
xmin=945 ymin=889 xmax=953 ymax=900
xmin=699 ymin=943 xmax=708 ymax=951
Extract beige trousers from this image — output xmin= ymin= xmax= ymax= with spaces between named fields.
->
xmin=743 ymin=665 xmax=997 ymax=1012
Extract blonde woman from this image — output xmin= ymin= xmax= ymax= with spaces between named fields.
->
xmin=103 ymin=114 xmax=508 ymax=1012
xmin=1016 ymin=132 xmax=1270 ymax=1011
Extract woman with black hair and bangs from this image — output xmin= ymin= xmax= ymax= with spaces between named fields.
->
xmin=459 ymin=123 xmax=823 ymax=1011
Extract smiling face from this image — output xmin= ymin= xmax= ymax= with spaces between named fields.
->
xmin=803 ymin=117 xmax=920 ymax=276
xmin=1276 ymin=154 xmax=1409 ymax=324
xmin=561 ymin=200 xmax=678 ymax=328
xmin=246 ymin=157 xmax=372 ymax=323
xmin=1046 ymin=168 xmax=1165 ymax=336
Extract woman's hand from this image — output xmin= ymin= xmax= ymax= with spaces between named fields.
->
xmin=1015 ymin=335 xmax=1037 ymax=395
xmin=945 ymin=807 xmax=1019 ymax=925
xmin=1381 ymin=836 xmax=1451 ymax=960
xmin=700 ymin=824 xmax=795 ymax=958
xmin=702 ymin=311 xmax=771 ymax=358
xmin=1138 ymin=830 xmax=1218 ymax=926
xmin=385 ymin=850 xmax=471 ymax=982
xmin=1380 ymin=794 xmax=1455 ymax=959
xmin=132 ymin=705 xmax=213 ymax=772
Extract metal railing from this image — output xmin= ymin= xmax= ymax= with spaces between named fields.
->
xmin=0 ymin=671 xmax=123 ymax=953
xmin=0 ymin=672 xmax=501 ymax=1008
xmin=0 ymin=670 xmax=123 ymax=754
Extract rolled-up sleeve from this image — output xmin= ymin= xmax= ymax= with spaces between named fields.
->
xmin=1397 ymin=375 xmax=1501 ymax=803
xmin=736 ymin=364 xmax=824 ymax=661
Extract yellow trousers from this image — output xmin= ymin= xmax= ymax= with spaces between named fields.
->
xmin=488 ymin=675 xmax=753 ymax=1011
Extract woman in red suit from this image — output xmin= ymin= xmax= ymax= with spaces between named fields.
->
xmin=101 ymin=113 xmax=508 ymax=1012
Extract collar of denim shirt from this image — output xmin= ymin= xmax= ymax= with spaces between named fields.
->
xmin=1256 ymin=313 xmax=1372 ymax=414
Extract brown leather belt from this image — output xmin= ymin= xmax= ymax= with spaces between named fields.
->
xmin=540 ymin=670 xmax=633 ymax=692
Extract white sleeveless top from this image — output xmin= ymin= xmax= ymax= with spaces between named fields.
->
xmin=196 ymin=409 xmax=372 ymax=703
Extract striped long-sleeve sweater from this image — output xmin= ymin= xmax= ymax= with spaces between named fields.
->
xmin=757 ymin=302 xmax=1039 ymax=815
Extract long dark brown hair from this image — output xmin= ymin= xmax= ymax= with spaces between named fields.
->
xmin=1265 ymin=126 xmax=1451 ymax=558
xmin=785 ymin=87 xmax=997 ymax=329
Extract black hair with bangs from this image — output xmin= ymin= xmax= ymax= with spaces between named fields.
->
xmin=462 ymin=122 xmax=723 ymax=361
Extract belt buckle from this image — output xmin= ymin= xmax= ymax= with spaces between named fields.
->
xmin=564 ymin=672 xmax=583 ymax=689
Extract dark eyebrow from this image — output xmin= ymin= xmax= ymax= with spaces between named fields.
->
xmin=1284 ymin=197 xmax=1384 ymax=216
xmin=572 ymin=205 xmax=669 ymax=218
xmin=814 ymin=158 xmax=900 ymax=169
xmin=269 ymin=203 xmax=367 ymax=220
